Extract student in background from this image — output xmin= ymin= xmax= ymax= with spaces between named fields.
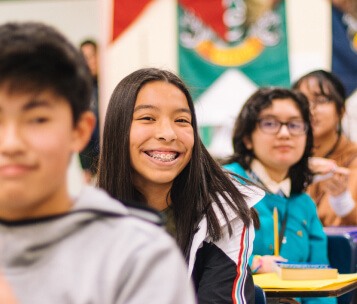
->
xmin=97 ymin=67 xmax=264 ymax=303
xmin=0 ymin=22 xmax=195 ymax=304
xmin=79 ymin=39 xmax=100 ymax=183
xmin=293 ymin=70 xmax=357 ymax=226
xmin=223 ymin=88 xmax=335 ymax=304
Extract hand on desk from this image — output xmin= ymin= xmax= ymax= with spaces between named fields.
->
xmin=253 ymin=255 xmax=287 ymax=274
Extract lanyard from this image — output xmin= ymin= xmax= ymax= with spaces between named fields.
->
xmin=247 ymin=169 xmax=289 ymax=251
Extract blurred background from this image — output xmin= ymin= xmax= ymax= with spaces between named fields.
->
xmin=1 ymin=0 xmax=356 ymax=188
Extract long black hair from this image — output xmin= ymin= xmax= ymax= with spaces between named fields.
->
xmin=98 ymin=68 xmax=255 ymax=257
xmin=224 ymin=87 xmax=314 ymax=193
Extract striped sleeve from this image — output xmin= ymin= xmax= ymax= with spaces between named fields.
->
xmin=232 ymin=225 xmax=253 ymax=303
xmin=192 ymin=221 xmax=255 ymax=303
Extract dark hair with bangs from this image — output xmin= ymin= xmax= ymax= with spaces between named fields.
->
xmin=0 ymin=22 xmax=92 ymax=124
xmin=98 ymin=67 xmax=255 ymax=257
xmin=292 ymin=70 xmax=346 ymax=134
xmin=223 ymin=87 xmax=314 ymax=193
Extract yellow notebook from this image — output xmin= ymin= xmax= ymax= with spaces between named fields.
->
xmin=276 ymin=267 xmax=338 ymax=280
xmin=253 ymin=273 xmax=357 ymax=290
xmin=274 ymin=262 xmax=338 ymax=280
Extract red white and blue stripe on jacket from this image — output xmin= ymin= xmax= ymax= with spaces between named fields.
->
xmin=188 ymin=184 xmax=264 ymax=303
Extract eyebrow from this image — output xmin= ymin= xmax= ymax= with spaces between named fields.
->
xmin=133 ymin=104 xmax=192 ymax=115
xmin=0 ymin=98 xmax=54 ymax=113
xmin=260 ymin=114 xmax=303 ymax=120
xmin=22 ymin=99 xmax=55 ymax=111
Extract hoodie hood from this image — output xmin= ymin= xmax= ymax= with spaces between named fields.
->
xmin=0 ymin=186 xmax=128 ymax=271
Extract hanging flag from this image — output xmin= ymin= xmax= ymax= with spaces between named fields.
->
xmin=178 ymin=0 xmax=290 ymax=100
xmin=178 ymin=0 xmax=290 ymax=155
xmin=332 ymin=5 xmax=357 ymax=97
xmin=112 ymin=0 xmax=152 ymax=42
xmin=101 ymin=0 xmax=176 ymax=113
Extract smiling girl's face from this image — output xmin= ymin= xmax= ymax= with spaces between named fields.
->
xmin=129 ymin=81 xmax=194 ymax=200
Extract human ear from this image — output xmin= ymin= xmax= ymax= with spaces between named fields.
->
xmin=71 ymin=111 xmax=96 ymax=153
xmin=243 ymin=136 xmax=253 ymax=150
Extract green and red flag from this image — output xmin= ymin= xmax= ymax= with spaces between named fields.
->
xmin=178 ymin=0 xmax=290 ymax=155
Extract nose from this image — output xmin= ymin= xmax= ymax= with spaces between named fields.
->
xmin=155 ymin=119 xmax=177 ymax=142
xmin=277 ymin=124 xmax=291 ymax=137
xmin=0 ymin=123 xmax=25 ymax=156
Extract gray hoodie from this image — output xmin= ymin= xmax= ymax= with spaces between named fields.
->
xmin=0 ymin=186 xmax=196 ymax=304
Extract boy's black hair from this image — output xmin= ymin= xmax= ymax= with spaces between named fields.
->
xmin=0 ymin=22 xmax=92 ymax=124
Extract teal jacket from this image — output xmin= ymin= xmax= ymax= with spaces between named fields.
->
xmin=224 ymin=162 xmax=336 ymax=304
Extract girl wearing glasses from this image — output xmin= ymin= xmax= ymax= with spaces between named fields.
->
xmin=223 ymin=88 xmax=334 ymax=304
xmin=293 ymin=70 xmax=357 ymax=226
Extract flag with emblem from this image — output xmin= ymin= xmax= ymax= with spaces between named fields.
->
xmin=178 ymin=0 xmax=290 ymax=156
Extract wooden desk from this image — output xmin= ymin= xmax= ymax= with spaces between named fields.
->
xmin=263 ymin=279 xmax=357 ymax=298
xmin=254 ymin=273 xmax=357 ymax=303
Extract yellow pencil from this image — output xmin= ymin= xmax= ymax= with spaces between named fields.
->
xmin=273 ymin=207 xmax=279 ymax=256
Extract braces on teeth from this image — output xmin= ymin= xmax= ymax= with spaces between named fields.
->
xmin=151 ymin=153 xmax=176 ymax=162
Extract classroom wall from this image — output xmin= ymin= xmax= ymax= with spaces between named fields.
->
xmin=100 ymin=0 xmax=178 ymax=113
xmin=101 ymin=0 xmax=332 ymax=110
xmin=0 ymin=0 xmax=99 ymax=45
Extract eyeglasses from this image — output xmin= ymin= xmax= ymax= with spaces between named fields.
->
xmin=257 ymin=117 xmax=308 ymax=136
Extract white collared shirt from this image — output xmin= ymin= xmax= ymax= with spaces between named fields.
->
xmin=251 ymin=159 xmax=291 ymax=197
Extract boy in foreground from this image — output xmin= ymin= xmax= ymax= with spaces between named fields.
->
xmin=0 ymin=22 xmax=195 ymax=304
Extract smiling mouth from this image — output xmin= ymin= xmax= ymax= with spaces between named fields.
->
xmin=145 ymin=151 xmax=179 ymax=162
